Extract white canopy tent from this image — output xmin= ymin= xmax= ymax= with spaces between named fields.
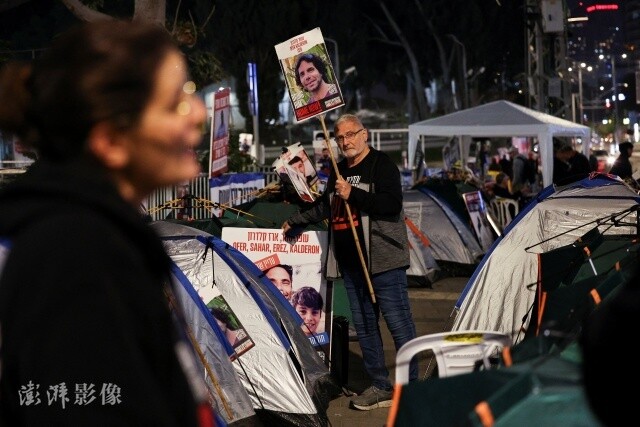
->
xmin=408 ymin=100 xmax=592 ymax=187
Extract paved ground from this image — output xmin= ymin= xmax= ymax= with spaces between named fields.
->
xmin=325 ymin=274 xmax=469 ymax=427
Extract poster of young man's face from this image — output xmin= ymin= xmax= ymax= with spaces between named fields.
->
xmin=275 ymin=27 xmax=344 ymax=122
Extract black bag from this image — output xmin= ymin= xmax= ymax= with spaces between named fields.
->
xmin=330 ymin=315 xmax=350 ymax=386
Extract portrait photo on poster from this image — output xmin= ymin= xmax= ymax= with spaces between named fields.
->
xmin=287 ymin=149 xmax=319 ymax=188
xmin=220 ymin=227 xmax=332 ymax=352
xmin=273 ymin=159 xmax=315 ymax=203
xmin=272 ymin=142 xmax=320 ymax=203
xmin=264 ymin=263 xmax=328 ymax=345
xmin=275 ymin=27 xmax=345 ymax=122
xmin=214 ymin=108 xmax=229 ymax=140
xmin=207 ymin=295 xmax=255 ymax=358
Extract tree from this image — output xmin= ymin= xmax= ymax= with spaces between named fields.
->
xmin=359 ymin=0 xmax=523 ymax=120
xmin=59 ymin=0 xmax=225 ymax=87
xmin=2 ymin=0 xmax=526 ymax=156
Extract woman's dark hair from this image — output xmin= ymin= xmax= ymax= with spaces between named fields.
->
xmin=294 ymin=53 xmax=329 ymax=88
xmin=291 ymin=286 xmax=323 ymax=310
xmin=211 ymin=307 xmax=237 ymax=331
xmin=0 ymin=20 xmax=177 ymax=160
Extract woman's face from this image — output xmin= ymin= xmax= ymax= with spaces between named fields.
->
xmin=119 ymin=50 xmax=206 ymax=197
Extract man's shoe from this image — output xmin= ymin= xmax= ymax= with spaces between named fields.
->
xmin=350 ymin=385 xmax=393 ymax=410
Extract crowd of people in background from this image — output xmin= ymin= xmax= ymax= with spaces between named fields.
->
xmin=472 ymin=137 xmax=638 ymax=214
xmin=552 ymin=142 xmax=591 ymax=186
xmin=480 ymin=144 xmax=539 ymax=211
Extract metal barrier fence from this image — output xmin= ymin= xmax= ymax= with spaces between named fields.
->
xmin=144 ymin=166 xmax=279 ymax=221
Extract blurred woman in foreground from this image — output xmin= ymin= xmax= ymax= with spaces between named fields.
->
xmin=0 ymin=20 xmax=215 ymax=426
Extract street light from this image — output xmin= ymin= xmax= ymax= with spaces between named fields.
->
xmin=599 ymin=53 xmax=626 ymax=146
xmin=567 ymin=62 xmax=592 ymax=124
xmin=612 ymin=55 xmax=619 ymax=145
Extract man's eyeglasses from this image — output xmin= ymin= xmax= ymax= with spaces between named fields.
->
xmin=335 ymin=128 xmax=364 ymax=144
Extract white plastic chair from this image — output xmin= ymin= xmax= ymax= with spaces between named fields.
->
xmin=490 ymin=197 xmax=519 ymax=231
xmin=395 ymin=330 xmax=512 ymax=385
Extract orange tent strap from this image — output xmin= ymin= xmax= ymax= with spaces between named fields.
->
xmin=386 ymin=385 xmax=403 ymax=427
xmin=502 ymin=347 xmax=513 ymax=367
xmin=405 ymin=217 xmax=431 ymax=247
xmin=536 ymin=291 xmax=547 ymax=336
xmin=590 ymin=288 xmax=602 ymax=305
xmin=474 ymin=401 xmax=495 ymax=427
xmin=536 ymin=253 xmax=542 ymax=332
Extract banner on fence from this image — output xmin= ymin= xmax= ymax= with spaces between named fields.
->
xmin=210 ymin=173 xmax=265 ymax=217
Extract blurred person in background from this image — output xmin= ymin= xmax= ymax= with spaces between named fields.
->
xmin=609 ymin=141 xmax=634 ymax=180
xmin=0 ymin=20 xmax=215 ymax=426
xmin=318 ymin=147 xmax=332 ymax=176
xmin=510 ymin=146 xmax=529 ymax=193
xmin=553 ymin=144 xmax=572 ymax=186
xmin=563 ymin=145 xmax=591 ymax=184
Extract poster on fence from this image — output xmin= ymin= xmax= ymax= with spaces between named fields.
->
xmin=462 ymin=191 xmax=495 ymax=252
xmin=221 ymin=227 xmax=332 ymax=365
xmin=209 ymin=88 xmax=230 ymax=177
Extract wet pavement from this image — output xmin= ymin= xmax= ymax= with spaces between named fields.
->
xmin=326 ymin=275 xmax=469 ymax=427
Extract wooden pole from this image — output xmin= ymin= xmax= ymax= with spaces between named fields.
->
xmin=319 ymin=114 xmax=376 ymax=303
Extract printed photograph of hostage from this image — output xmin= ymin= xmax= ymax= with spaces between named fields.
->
xmin=288 ymin=150 xmax=318 ymax=188
xmin=265 ymin=263 xmax=294 ymax=300
xmin=207 ymin=296 xmax=254 ymax=357
xmin=273 ymin=155 xmax=316 ymax=203
xmin=293 ymin=53 xmax=339 ymax=109
xmin=291 ymin=286 xmax=327 ymax=345
xmin=275 ymin=27 xmax=344 ymax=122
